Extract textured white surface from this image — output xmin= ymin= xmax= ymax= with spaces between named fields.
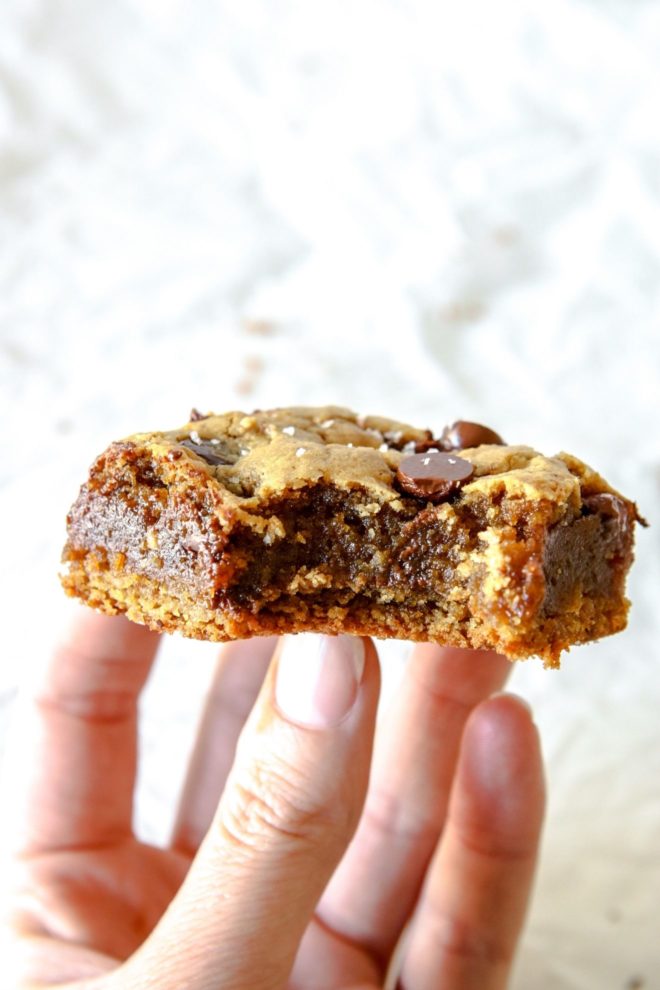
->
xmin=1 ymin=2 xmax=659 ymax=987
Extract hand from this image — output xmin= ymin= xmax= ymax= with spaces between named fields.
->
xmin=1 ymin=610 xmax=544 ymax=989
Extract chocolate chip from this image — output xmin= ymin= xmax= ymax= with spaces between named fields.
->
xmin=413 ymin=438 xmax=444 ymax=454
xmin=180 ymin=438 xmax=236 ymax=466
xmin=441 ymin=420 xmax=504 ymax=450
xmin=381 ymin=429 xmax=406 ymax=449
xmin=189 ymin=408 xmax=208 ymax=422
xmin=396 ymin=450 xmax=474 ymax=503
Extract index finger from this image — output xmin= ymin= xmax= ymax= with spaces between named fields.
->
xmin=3 ymin=608 xmax=159 ymax=855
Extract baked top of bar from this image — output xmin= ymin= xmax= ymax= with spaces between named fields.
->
xmin=138 ymin=405 xmax=609 ymax=515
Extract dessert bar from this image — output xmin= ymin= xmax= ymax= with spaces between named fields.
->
xmin=61 ymin=407 xmax=642 ymax=666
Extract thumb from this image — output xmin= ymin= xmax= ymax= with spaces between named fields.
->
xmin=123 ymin=633 xmax=380 ymax=990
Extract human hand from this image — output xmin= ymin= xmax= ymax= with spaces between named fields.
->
xmin=1 ymin=611 xmax=544 ymax=989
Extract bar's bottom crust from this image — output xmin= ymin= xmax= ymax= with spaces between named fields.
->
xmin=62 ymin=548 xmax=630 ymax=667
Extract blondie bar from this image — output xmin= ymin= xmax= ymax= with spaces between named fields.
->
xmin=61 ymin=406 xmax=642 ymax=666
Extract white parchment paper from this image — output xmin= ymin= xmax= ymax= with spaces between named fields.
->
xmin=1 ymin=2 xmax=659 ymax=986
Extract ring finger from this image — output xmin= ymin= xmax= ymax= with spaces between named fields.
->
xmin=312 ymin=644 xmax=512 ymax=974
xmin=396 ymin=694 xmax=545 ymax=989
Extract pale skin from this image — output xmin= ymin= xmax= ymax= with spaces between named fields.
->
xmin=1 ymin=610 xmax=545 ymax=989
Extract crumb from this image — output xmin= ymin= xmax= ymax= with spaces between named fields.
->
xmin=242 ymin=318 xmax=276 ymax=336
xmin=245 ymin=355 xmax=264 ymax=373
xmin=235 ymin=353 xmax=265 ymax=397
xmin=435 ymin=299 xmax=485 ymax=327
xmin=493 ymin=225 xmax=519 ymax=246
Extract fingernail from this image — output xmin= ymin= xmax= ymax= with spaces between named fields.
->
xmin=275 ymin=634 xmax=365 ymax=729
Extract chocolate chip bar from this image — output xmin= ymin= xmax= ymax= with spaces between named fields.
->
xmin=61 ymin=406 xmax=643 ymax=666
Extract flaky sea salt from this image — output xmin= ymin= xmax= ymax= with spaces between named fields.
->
xmin=282 ymin=425 xmax=296 ymax=435
xmin=295 ymin=446 xmax=306 ymax=456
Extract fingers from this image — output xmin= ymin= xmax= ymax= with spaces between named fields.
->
xmin=397 ymin=694 xmax=545 ymax=990
xmin=171 ymin=636 xmax=276 ymax=855
xmin=2 ymin=609 xmax=159 ymax=855
xmin=120 ymin=634 xmax=381 ymax=990
xmin=313 ymin=645 xmax=511 ymax=972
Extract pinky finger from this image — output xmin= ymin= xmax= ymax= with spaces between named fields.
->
xmin=396 ymin=694 xmax=545 ymax=990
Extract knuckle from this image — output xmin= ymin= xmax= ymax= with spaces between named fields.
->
xmin=362 ymin=785 xmax=441 ymax=847
xmin=218 ymin=757 xmax=350 ymax=854
xmin=431 ymin=910 xmax=512 ymax=969
xmin=35 ymin=688 xmax=136 ymax=726
xmin=457 ymin=820 xmax=537 ymax=864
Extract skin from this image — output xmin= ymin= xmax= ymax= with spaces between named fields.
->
xmin=1 ymin=610 xmax=545 ymax=990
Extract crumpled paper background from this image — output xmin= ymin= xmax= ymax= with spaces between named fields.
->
xmin=1 ymin=1 xmax=659 ymax=986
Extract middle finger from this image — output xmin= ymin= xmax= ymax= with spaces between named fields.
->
xmin=314 ymin=643 xmax=511 ymax=970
